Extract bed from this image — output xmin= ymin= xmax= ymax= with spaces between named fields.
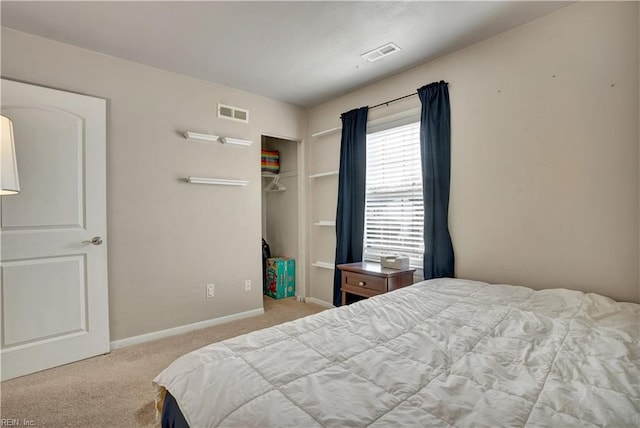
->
xmin=153 ymin=278 xmax=639 ymax=427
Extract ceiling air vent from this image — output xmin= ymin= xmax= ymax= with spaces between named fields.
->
xmin=361 ymin=42 xmax=401 ymax=63
xmin=217 ymin=103 xmax=249 ymax=124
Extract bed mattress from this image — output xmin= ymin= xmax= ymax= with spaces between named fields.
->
xmin=154 ymin=278 xmax=639 ymax=427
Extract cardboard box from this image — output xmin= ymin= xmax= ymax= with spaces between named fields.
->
xmin=265 ymin=257 xmax=295 ymax=299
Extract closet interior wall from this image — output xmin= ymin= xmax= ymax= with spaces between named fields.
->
xmin=261 ymin=136 xmax=298 ymax=261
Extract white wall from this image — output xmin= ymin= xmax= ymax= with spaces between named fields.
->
xmin=308 ymin=2 xmax=640 ymax=303
xmin=1 ymin=28 xmax=307 ymax=340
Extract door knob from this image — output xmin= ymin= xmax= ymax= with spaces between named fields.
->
xmin=82 ymin=236 xmax=103 ymax=246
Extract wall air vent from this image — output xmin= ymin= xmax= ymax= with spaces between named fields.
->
xmin=217 ymin=103 xmax=249 ymax=124
xmin=361 ymin=42 xmax=401 ymax=62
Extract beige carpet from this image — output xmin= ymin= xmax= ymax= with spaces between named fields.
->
xmin=0 ymin=297 xmax=325 ymax=427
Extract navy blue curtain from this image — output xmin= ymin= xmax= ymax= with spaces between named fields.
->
xmin=418 ymin=81 xmax=454 ymax=279
xmin=333 ymin=106 xmax=369 ymax=306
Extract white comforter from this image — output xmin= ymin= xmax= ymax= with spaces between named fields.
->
xmin=153 ymin=278 xmax=640 ymax=427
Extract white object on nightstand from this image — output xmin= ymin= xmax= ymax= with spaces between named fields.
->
xmin=380 ymin=255 xmax=410 ymax=270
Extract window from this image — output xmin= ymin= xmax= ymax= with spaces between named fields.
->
xmin=363 ymin=121 xmax=424 ymax=268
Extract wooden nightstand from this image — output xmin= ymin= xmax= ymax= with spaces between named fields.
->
xmin=337 ymin=262 xmax=416 ymax=305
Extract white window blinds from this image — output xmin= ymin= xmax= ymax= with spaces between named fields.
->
xmin=364 ymin=121 xmax=424 ymax=268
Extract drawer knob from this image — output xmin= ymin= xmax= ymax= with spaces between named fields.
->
xmin=358 ymin=281 xmax=365 ymax=286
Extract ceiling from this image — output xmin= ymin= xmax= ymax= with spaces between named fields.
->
xmin=1 ymin=1 xmax=573 ymax=108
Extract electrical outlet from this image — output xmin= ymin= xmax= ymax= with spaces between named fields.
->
xmin=206 ymin=284 xmax=215 ymax=298
xmin=244 ymin=280 xmax=251 ymax=292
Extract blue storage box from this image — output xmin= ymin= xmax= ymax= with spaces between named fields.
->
xmin=265 ymin=257 xmax=295 ymax=299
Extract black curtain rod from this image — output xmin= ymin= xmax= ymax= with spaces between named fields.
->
xmin=369 ymin=92 xmax=416 ymax=110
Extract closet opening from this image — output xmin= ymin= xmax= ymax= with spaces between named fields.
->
xmin=261 ymin=134 xmax=304 ymax=302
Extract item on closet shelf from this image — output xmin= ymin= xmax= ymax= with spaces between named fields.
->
xmin=380 ymin=255 xmax=410 ymax=270
xmin=261 ymin=150 xmax=280 ymax=174
xmin=265 ymin=257 xmax=295 ymax=299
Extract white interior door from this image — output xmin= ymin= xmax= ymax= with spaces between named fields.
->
xmin=0 ymin=79 xmax=109 ymax=380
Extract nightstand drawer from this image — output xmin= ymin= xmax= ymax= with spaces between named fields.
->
xmin=343 ymin=271 xmax=386 ymax=293
xmin=338 ymin=262 xmax=415 ymax=306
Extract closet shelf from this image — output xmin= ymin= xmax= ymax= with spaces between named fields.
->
xmin=309 ymin=171 xmax=339 ymax=179
xmin=187 ymin=177 xmax=248 ymax=186
xmin=262 ymin=171 xmax=297 ymax=178
xmin=314 ymin=220 xmax=335 ymax=227
xmin=312 ymin=261 xmax=335 ymax=270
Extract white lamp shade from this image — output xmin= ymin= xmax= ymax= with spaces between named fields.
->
xmin=1 ymin=115 xmax=20 ymax=195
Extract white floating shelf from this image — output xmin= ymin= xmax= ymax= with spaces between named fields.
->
xmin=311 ymin=127 xmax=342 ymax=138
xmin=309 ymin=171 xmax=339 ymax=179
xmin=221 ymin=137 xmax=253 ymax=147
xmin=184 ymin=132 xmax=220 ymax=142
xmin=314 ymin=220 xmax=336 ymax=227
xmin=312 ymin=261 xmax=335 ymax=270
xmin=187 ymin=177 xmax=249 ymax=186
xmin=184 ymin=132 xmax=253 ymax=147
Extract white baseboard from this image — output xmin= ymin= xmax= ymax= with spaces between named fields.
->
xmin=110 ymin=308 xmax=264 ymax=350
xmin=305 ymin=297 xmax=335 ymax=309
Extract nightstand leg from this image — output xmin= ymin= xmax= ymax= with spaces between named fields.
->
xmin=341 ymin=290 xmax=346 ymax=306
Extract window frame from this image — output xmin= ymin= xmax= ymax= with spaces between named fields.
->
xmin=363 ymin=110 xmax=424 ymax=276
